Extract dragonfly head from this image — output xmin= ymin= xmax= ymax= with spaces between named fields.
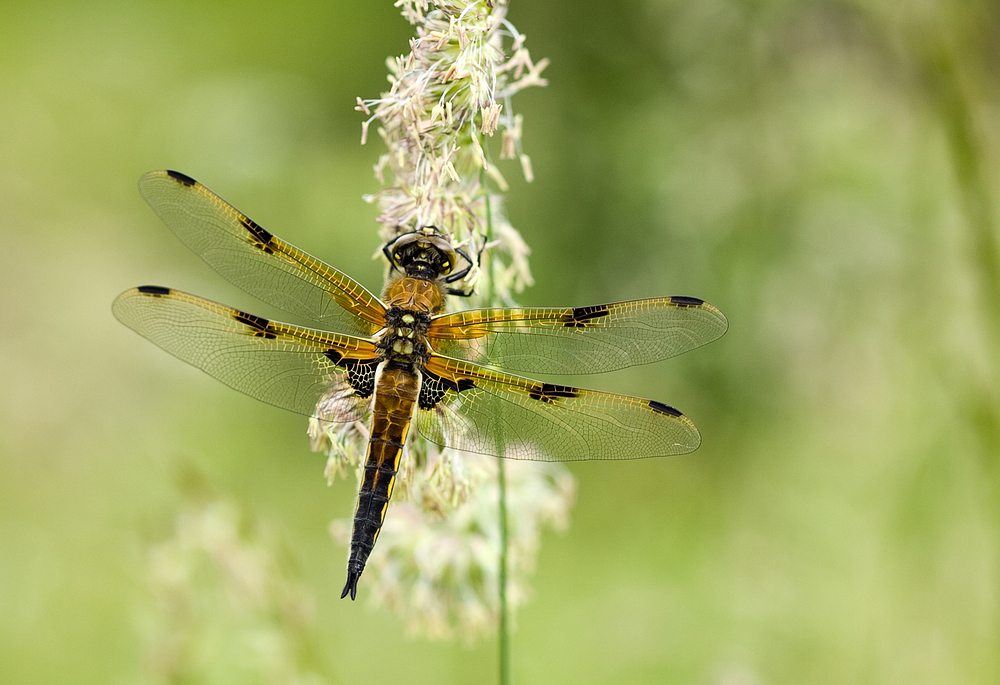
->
xmin=386 ymin=227 xmax=458 ymax=281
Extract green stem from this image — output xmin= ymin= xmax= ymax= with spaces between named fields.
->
xmin=922 ymin=29 xmax=1000 ymax=465
xmin=498 ymin=432 xmax=510 ymax=685
xmin=482 ymin=178 xmax=510 ymax=685
xmin=917 ymin=21 xmax=1000 ymax=673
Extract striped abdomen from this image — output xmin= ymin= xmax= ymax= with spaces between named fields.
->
xmin=341 ymin=363 xmax=420 ymax=600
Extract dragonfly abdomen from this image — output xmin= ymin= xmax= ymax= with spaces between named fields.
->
xmin=341 ymin=363 xmax=420 ymax=600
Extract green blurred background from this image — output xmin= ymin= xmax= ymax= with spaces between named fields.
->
xmin=3 ymin=0 xmax=1000 ymax=682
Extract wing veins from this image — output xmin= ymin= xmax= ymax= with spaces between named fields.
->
xmin=416 ymin=355 xmax=700 ymax=461
xmin=113 ymin=286 xmax=377 ymax=422
xmin=428 ymin=299 xmax=728 ymax=376
xmin=139 ymin=170 xmax=387 ymax=336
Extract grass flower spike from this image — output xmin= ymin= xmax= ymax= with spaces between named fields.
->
xmin=143 ymin=484 xmax=324 ymax=683
xmin=310 ymin=0 xmax=573 ymax=638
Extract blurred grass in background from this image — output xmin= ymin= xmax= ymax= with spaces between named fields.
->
xmin=2 ymin=0 xmax=999 ymax=683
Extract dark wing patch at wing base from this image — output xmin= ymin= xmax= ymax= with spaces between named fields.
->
xmin=322 ymin=349 xmax=378 ymax=398
xmin=343 ymin=359 xmax=378 ymax=400
xmin=419 ymin=368 xmax=475 ymax=410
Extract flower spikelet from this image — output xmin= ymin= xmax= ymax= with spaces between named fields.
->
xmin=356 ymin=0 xmax=547 ymax=304
xmin=142 ymin=487 xmax=325 ymax=683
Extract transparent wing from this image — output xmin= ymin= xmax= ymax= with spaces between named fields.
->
xmin=414 ymin=355 xmax=701 ymax=462
xmin=112 ymin=286 xmax=379 ymax=422
xmin=427 ymin=296 xmax=727 ymax=375
xmin=139 ymin=170 xmax=386 ymax=337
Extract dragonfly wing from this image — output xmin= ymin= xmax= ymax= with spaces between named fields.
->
xmin=139 ymin=170 xmax=386 ymax=337
xmin=428 ymin=296 xmax=727 ymax=375
xmin=112 ymin=286 xmax=379 ymax=422
xmin=414 ymin=355 xmax=701 ymax=462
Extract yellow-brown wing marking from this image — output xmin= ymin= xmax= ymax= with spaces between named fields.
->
xmin=113 ymin=286 xmax=378 ymax=421
xmin=427 ymin=296 xmax=727 ymax=375
xmin=139 ymin=170 xmax=387 ymax=336
xmin=415 ymin=355 xmax=700 ymax=462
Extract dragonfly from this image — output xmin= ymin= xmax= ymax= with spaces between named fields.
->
xmin=113 ymin=170 xmax=728 ymax=600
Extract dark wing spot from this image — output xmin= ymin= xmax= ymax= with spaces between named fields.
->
xmin=561 ymin=304 xmax=611 ymax=328
xmin=669 ymin=296 xmax=704 ymax=307
xmin=419 ymin=369 xmax=475 ymax=409
xmin=165 ymin=170 xmax=197 ymax=186
xmin=528 ymin=383 xmax=580 ymax=403
xmin=233 ymin=310 xmax=277 ymax=339
xmin=137 ymin=285 xmax=171 ymax=296
xmin=648 ymin=400 xmax=682 ymax=417
xmin=238 ymin=213 xmax=274 ymax=250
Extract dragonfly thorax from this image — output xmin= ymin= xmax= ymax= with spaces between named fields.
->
xmin=377 ymin=304 xmax=433 ymax=365
xmin=382 ymin=273 xmax=447 ymax=314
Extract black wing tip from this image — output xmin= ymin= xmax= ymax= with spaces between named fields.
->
xmin=648 ymin=400 xmax=683 ymax=417
xmin=136 ymin=285 xmax=172 ymax=296
xmin=669 ymin=295 xmax=730 ymax=336
xmin=165 ymin=169 xmax=197 ymax=186
xmin=341 ymin=572 xmax=360 ymax=600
